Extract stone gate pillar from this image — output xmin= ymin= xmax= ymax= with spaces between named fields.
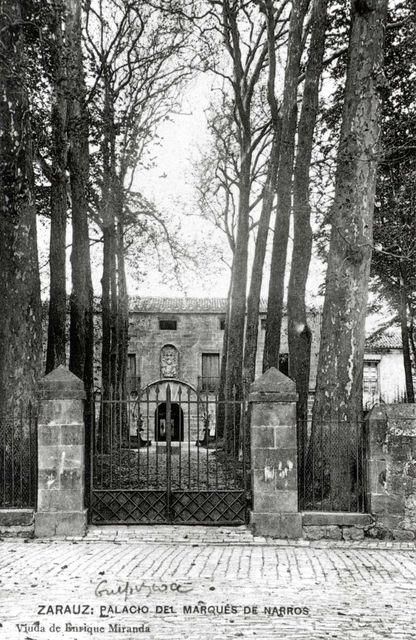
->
xmin=34 ymin=365 xmax=87 ymax=537
xmin=249 ymin=367 xmax=301 ymax=538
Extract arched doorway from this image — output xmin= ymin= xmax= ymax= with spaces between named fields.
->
xmin=155 ymin=402 xmax=184 ymax=442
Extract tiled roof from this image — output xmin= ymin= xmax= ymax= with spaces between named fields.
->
xmin=365 ymin=326 xmax=402 ymax=350
xmin=129 ymin=297 xmax=269 ymax=314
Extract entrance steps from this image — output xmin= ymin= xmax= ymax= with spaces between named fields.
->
xmin=85 ymin=524 xmax=259 ymax=545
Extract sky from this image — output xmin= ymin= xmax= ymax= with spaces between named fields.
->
xmin=123 ymin=73 xmax=327 ymax=304
xmin=37 ymin=69 xmax=327 ymax=305
xmin=128 ymin=75 xmax=233 ymax=298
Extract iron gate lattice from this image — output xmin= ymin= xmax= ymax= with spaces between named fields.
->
xmin=0 ymin=402 xmax=37 ymax=509
xmin=90 ymin=380 xmax=250 ymax=525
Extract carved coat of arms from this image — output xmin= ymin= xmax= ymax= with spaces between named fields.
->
xmin=160 ymin=345 xmax=179 ymax=378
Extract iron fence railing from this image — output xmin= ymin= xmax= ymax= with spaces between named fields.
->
xmin=197 ymin=376 xmax=220 ymax=393
xmin=90 ymin=382 xmax=250 ymax=524
xmin=298 ymin=417 xmax=367 ymax=513
xmin=0 ymin=403 xmax=37 ymax=508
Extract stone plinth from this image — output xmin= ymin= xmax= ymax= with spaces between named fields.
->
xmin=366 ymin=403 xmax=416 ymax=539
xmin=34 ymin=365 xmax=87 ymax=538
xmin=250 ymin=367 xmax=301 ymax=538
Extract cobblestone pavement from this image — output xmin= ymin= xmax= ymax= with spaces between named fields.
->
xmin=1 ymin=526 xmax=416 ymax=640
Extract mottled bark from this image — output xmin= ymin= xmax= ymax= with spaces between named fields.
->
xmin=263 ymin=0 xmax=309 ymax=372
xmin=312 ymin=0 xmax=388 ymax=508
xmin=288 ymin=0 xmax=329 ymax=467
xmin=67 ymin=0 xmax=94 ymax=390
xmin=46 ymin=0 xmax=68 ymax=373
xmin=0 ymin=0 xmax=42 ymax=416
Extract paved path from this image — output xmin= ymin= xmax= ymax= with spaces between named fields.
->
xmin=1 ymin=526 xmax=416 ymax=639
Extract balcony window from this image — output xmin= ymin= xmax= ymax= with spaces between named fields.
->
xmin=201 ymin=353 xmax=220 ymax=392
xmin=127 ymin=353 xmax=139 ymax=393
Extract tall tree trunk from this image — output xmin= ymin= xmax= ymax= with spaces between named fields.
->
xmin=46 ymin=0 xmax=68 ymax=373
xmin=399 ymin=266 xmax=415 ymax=402
xmin=100 ymin=225 xmax=112 ymax=452
xmin=0 ymin=0 xmax=42 ymax=416
xmin=312 ymin=0 xmax=388 ymax=509
xmin=288 ymin=0 xmax=329 ymax=473
xmin=67 ymin=0 xmax=94 ymax=388
xmin=117 ymin=223 xmax=128 ymax=397
xmin=217 ymin=276 xmax=232 ymax=439
xmin=225 ymin=131 xmax=251 ymax=453
xmin=116 ymin=192 xmax=129 ymax=441
xmin=110 ymin=224 xmax=118 ymax=397
xmin=66 ymin=0 xmax=93 ymax=491
xmin=243 ymin=0 xmax=282 ymax=388
xmin=410 ymin=311 xmax=416 ymax=375
xmin=114 ymin=170 xmax=128 ymax=397
xmin=263 ymin=0 xmax=309 ymax=372
xmin=99 ymin=75 xmax=117 ymax=451
xmin=100 ymin=72 xmax=113 ymax=398
xmin=244 ymin=134 xmax=280 ymax=387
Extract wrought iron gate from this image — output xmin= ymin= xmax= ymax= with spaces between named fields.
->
xmin=89 ymin=381 xmax=250 ymax=525
xmin=0 ymin=402 xmax=37 ymax=509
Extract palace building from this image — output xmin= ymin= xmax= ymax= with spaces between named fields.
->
xmin=123 ymin=298 xmax=410 ymax=412
xmin=125 ymin=297 xmax=322 ymax=395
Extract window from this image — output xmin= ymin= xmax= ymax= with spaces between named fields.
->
xmin=363 ymin=361 xmax=379 ymax=395
xmin=127 ymin=354 xmax=138 ymax=393
xmin=219 ymin=317 xmax=226 ymax=330
xmin=128 ymin=353 xmax=137 ymax=377
xmin=278 ymin=353 xmax=289 ymax=377
xmin=363 ymin=360 xmax=379 ymax=409
xmin=159 ymin=319 xmax=177 ymax=330
xmin=201 ymin=353 xmax=220 ymax=392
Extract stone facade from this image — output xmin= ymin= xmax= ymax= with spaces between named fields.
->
xmin=124 ymin=299 xmax=408 ymax=408
xmin=0 ymin=509 xmax=34 ymax=538
xmin=249 ymin=368 xmax=302 ymax=538
xmin=302 ymin=512 xmax=374 ymax=541
xmin=126 ymin=298 xmax=322 ymax=393
xmin=34 ymin=366 xmax=87 ymax=538
xmin=365 ymin=403 xmax=416 ymax=540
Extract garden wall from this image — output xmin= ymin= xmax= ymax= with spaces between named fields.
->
xmin=366 ymin=403 xmax=416 ymax=540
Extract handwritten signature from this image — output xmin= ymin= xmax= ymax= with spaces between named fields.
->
xmin=95 ymin=579 xmax=194 ymax=601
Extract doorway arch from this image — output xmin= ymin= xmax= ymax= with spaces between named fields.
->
xmin=155 ymin=402 xmax=184 ymax=442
